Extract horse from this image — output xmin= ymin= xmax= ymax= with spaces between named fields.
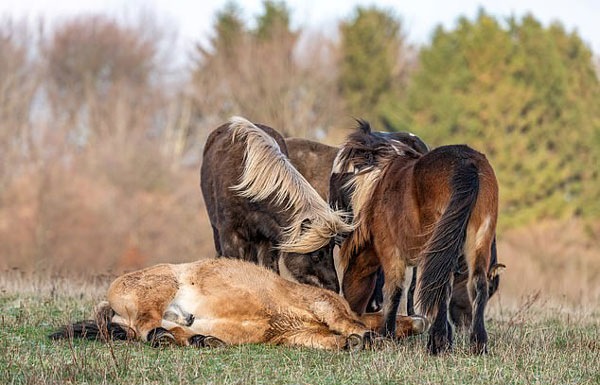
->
xmin=285 ymin=134 xmax=423 ymax=314
xmin=285 ymin=137 xmax=339 ymax=201
xmin=308 ymin=122 xmax=500 ymax=355
xmin=49 ymin=258 xmax=428 ymax=351
xmin=200 ymin=117 xmax=352 ymax=292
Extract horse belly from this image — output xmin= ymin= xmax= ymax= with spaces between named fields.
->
xmin=169 ymin=284 xmax=271 ymax=344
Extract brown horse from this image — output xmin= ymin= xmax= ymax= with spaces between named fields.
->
xmin=285 ymin=132 xmax=429 ymax=313
xmin=285 ymin=137 xmax=339 ymax=200
xmin=321 ymin=124 xmax=499 ymax=355
xmin=201 ymin=117 xmax=352 ymax=292
xmin=50 ymin=258 xmax=427 ymax=350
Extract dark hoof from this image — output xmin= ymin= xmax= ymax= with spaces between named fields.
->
xmin=427 ymin=332 xmax=451 ymax=355
xmin=147 ymin=327 xmax=175 ymax=348
xmin=470 ymin=333 xmax=488 ymax=355
xmin=344 ymin=334 xmax=364 ymax=352
xmin=185 ymin=313 xmax=195 ymax=327
xmin=189 ymin=334 xmax=227 ymax=348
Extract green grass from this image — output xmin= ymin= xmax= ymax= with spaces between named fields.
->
xmin=1 ymin=294 xmax=599 ymax=385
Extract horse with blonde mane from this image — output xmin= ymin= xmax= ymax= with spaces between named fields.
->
xmin=201 ymin=117 xmax=352 ymax=292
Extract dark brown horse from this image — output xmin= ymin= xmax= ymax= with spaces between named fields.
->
xmin=285 ymin=137 xmax=339 ymax=201
xmin=317 ymin=123 xmax=499 ymax=354
xmin=201 ymin=117 xmax=351 ymax=292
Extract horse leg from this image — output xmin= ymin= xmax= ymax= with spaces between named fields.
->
xmin=378 ymin=257 xmax=406 ymax=338
xmin=211 ymin=225 xmax=222 ymax=257
xmin=466 ymin=249 xmax=490 ymax=354
xmin=159 ymin=324 xmax=227 ymax=348
xmin=219 ymin=227 xmax=254 ymax=262
xmin=136 ymin=310 xmax=176 ymax=347
xmin=307 ymin=290 xmax=372 ymax=339
xmin=359 ymin=312 xmax=429 ymax=338
xmin=277 ymin=325 xmax=363 ymax=351
xmin=427 ymin=274 xmax=454 ymax=355
xmin=406 ymin=266 xmax=417 ymax=316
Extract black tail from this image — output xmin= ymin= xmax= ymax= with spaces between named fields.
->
xmin=49 ymin=302 xmax=130 ymax=341
xmin=418 ymin=160 xmax=479 ymax=316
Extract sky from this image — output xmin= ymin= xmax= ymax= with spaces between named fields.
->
xmin=4 ymin=0 xmax=600 ymax=59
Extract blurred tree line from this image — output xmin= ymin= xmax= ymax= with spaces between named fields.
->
xmin=0 ymin=0 xmax=598 ymax=272
xmin=198 ymin=2 xmax=600 ymax=228
xmin=394 ymin=11 xmax=600 ymax=228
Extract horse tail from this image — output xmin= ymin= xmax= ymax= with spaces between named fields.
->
xmin=49 ymin=301 xmax=130 ymax=341
xmin=418 ymin=159 xmax=480 ymax=317
xmin=228 ymin=116 xmax=353 ymax=253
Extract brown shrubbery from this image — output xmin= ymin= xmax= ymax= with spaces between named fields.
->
xmin=0 ymin=16 xmax=212 ymax=274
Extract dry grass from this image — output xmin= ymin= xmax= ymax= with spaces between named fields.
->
xmin=497 ymin=220 xmax=600 ymax=308
xmin=1 ymin=222 xmax=599 ymax=384
xmin=0 ymin=290 xmax=598 ymax=385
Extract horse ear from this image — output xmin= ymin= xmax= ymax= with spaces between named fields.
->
xmin=354 ymin=118 xmax=371 ymax=134
xmin=488 ymin=263 xmax=506 ymax=279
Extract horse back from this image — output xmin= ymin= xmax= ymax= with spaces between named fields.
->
xmin=285 ymin=137 xmax=338 ymax=200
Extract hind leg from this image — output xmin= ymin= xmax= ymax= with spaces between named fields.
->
xmin=427 ymin=274 xmax=454 ymax=355
xmin=467 ymin=253 xmax=490 ymax=354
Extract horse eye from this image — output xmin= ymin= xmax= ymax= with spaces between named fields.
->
xmin=311 ymin=253 xmax=320 ymax=262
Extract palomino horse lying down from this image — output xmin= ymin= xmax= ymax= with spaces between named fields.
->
xmin=50 ymin=258 xmax=427 ymax=351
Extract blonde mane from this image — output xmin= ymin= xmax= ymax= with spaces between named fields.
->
xmin=228 ymin=116 xmax=352 ymax=253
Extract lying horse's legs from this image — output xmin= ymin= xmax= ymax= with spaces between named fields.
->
xmin=158 ymin=324 xmax=227 ymax=348
xmin=277 ymin=325 xmax=363 ymax=351
xmin=359 ymin=312 xmax=429 ymax=338
xmin=136 ymin=311 xmax=176 ymax=347
xmin=307 ymin=290 xmax=372 ymax=339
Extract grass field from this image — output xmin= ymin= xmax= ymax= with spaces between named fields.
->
xmin=1 ymin=291 xmax=598 ymax=385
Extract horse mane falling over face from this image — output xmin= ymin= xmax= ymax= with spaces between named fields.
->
xmin=200 ymin=117 xmax=351 ymax=291
xmin=310 ymin=123 xmax=499 ymax=355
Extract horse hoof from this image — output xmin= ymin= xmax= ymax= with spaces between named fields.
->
xmin=345 ymin=334 xmax=364 ymax=352
xmin=410 ymin=315 xmax=430 ymax=334
xmin=185 ymin=313 xmax=195 ymax=326
xmin=147 ymin=327 xmax=175 ymax=348
xmin=427 ymin=333 xmax=451 ymax=355
xmin=190 ymin=334 xmax=227 ymax=348
xmin=470 ymin=334 xmax=488 ymax=355
xmin=471 ymin=343 xmax=488 ymax=355
xmin=203 ymin=336 xmax=227 ymax=348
